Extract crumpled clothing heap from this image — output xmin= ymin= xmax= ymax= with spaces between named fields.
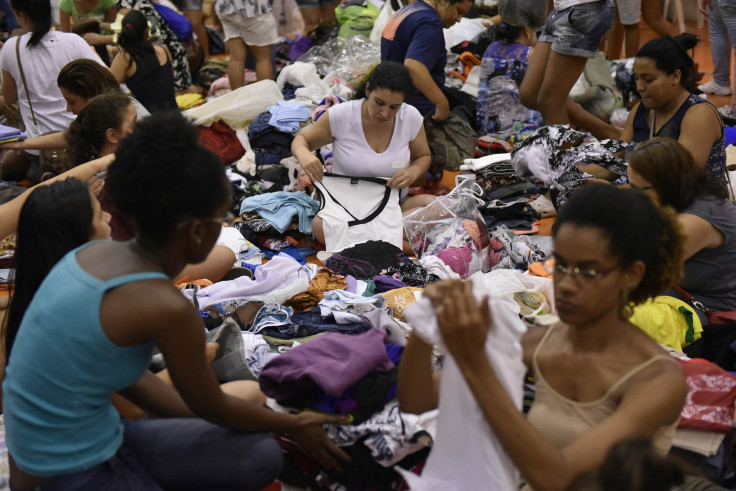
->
xmin=385 ymin=261 xmax=439 ymax=287
xmin=511 ymin=125 xmax=628 ymax=208
xmin=285 ymin=268 xmax=348 ymax=311
xmin=490 ymin=225 xmax=546 ymax=271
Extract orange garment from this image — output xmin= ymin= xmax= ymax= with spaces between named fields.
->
xmin=528 ymin=258 xmax=554 ymax=279
xmin=175 ymin=277 xmax=214 ymax=288
xmin=284 ymin=268 xmax=348 ymax=311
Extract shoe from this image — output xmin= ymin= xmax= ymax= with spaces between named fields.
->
xmin=698 ymin=80 xmax=732 ymax=96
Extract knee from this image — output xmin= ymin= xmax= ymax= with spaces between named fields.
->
xmin=251 ymin=436 xmax=284 ymax=488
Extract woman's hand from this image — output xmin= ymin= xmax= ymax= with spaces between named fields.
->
xmin=0 ymin=98 xmax=18 ymax=125
xmin=288 ymin=411 xmax=351 ymax=473
xmin=387 ymin=165 xmax=422 ymax=189
xmin=425 ymin=280 xmax=491 ymax=366
xmin=298 ymin=152 xmax=324 ymax=183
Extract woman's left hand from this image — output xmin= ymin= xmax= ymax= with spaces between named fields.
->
xmin=387 ymin=166 xmax=422 ymax=189
xmin=425 ymin=280 xmax=491 ymax=366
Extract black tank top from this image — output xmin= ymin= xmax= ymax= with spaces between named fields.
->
xmin=125 ymin=51 xmax=178 ymax=114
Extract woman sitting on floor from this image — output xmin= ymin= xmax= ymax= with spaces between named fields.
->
xmin=1 ymin=177 xmax=264 ymax=416
xmin=61 ymin=91 xmax=239 ymax=283
xmin=292 ymin=61 xmax=434 ymax=252
xmin=627 ymin=137 xmax=736 ymax=326
xmin=0 ymin=0 xmax=103 ymax=182
xmin=399 ymin=183 xmax=687 ymax=490
xmin=3 ymin=112 xmax=348 ymax=491
xmin=621 ymin=34 xmax=725 ymax=181
xmin=110 ymin=9 xmax=178 ymax=114
xmin=1 ymin=59 xmax=149 ymax=157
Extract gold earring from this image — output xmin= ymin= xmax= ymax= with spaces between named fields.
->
xmin=620 ymin=288 xmax=633 ymax=319
xmin=196 ymin=238 xmax=202 ymax=245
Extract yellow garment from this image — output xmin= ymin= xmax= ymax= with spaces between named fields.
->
xmin=630 ymin=296 xmax=703 ymax=352
xmin=176 ymin=93 xmax=205 ymax=110
xmin=382 ymin=287 xmax=423 ymax=321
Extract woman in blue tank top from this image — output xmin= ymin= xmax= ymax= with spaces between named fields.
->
xmin=3 ymin=112 xmax=349 ymax=490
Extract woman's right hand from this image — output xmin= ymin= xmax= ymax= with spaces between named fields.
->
xmin=84 ymin=32 xmax=105 ymax=45
xmin=298 ymin=153 xmax=324 ymax=183
xmin=288 ymin=411 xmax=351 ymax=473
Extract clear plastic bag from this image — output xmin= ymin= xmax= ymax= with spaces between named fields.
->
xmin=403 ymin=177 xmax=492 ymax=278
xmin=296 ymin=36 xmax=381 ymax=84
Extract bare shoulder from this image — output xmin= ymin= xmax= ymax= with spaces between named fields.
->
xmin=521 ymin=323 xmax=553 ymax=370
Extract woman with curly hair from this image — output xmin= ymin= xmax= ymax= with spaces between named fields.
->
xmin=399 ymin=183 xmax=688 ymax=490
xmin=628 ymin=137 xmax=736 ymax=325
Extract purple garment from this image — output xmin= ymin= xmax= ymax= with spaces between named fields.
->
xmin=372 ymin=275 xmax=409 ymax=293
xmin=289 ymin=35 xmax=312 ymax=61
xmin=345 ymin=275 xmax=358 ymax=294
xmin=259 ymin=328 xmax=393 ymax=398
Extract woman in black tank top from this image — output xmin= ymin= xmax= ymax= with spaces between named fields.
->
xmin=109 ymin=9 xmax=177 ymax=113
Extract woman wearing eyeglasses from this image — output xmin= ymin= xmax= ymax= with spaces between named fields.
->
xmin=398 ymin=183 xmax=688 ymax=490
xmin=628 ymin=137 xmax=736 ymax=326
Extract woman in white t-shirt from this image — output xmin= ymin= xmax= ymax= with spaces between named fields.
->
xmin=292 ymin=61 xmax=433 ymax=247
xmin=0 ymin=0 xmax=103 ymax=182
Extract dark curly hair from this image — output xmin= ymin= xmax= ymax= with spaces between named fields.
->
xmin=106 ymin=112 xmax=228 ymax=245
xmin=628 ymin=137 xmax=728 ymax=212
xmin=354 ymin=61 xmax=414 ymax=99
xmin=65 ymin=92 xmax=133 ymax=167
xmin=552 ymin=183 xmax=684 ymax=305
xmin=57 ymin=59 xmax=121 ymax=100
xmin=636 ymin=33 xmax=699 ymax=86
xmin=4 ymin=178 xmax=94 ymax=361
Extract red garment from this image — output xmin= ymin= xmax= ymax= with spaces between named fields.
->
xmin=677 ymin=358 xmax=736 ymax=432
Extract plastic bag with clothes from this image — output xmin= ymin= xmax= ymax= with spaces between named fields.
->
xmin=296 ymin=35 xmax=381 ymax=84
xmin=403 ymin=177 xmax=492 ymax=278
xmin=184 ymin=80 xmax=283 ymax=127
xmin=335 ymin=0 xmax=380 ymax=38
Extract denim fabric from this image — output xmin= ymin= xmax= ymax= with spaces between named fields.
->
xmin=259 ymin=307 xmax=372 ymax=339
xmin=249 ymin=303 xmax=294 ymax=334
xmin=15 ymin=419 xmax=282 ymax=491
xmin=708 ymin=0 xmax=736 ymax=87
xmin=539 ymin=0 xmax=615 ymax=58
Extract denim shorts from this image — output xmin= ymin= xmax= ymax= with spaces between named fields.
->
xmin=539 ymin=0 xmax=616 ymax=58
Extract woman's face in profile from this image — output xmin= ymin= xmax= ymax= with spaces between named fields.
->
xmin=552 ymin=224 xmax=627 ymax=326
xmin=364 ymin=88 xmax=404 ymax=125
xmin=60 ymin=87 xmax=88 ymax=115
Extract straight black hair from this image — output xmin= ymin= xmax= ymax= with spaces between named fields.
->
xmin=4 ymin=179 xmax=95 ymax=361
xmin=10 ymin=0 xmax=52 ymax=48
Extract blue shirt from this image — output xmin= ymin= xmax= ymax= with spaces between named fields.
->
xmin=3 ymin=243 xmax=167 ymax=476
xmin=381 ymin=0 xmax=446 ymax=115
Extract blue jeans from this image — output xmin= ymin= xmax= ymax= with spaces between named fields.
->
xmin=539 ymin=0 xmax=616 ymax=58
xmin=11 ymin=419 xmax=283 ymax=491
xmin=709 ymin=0 xmax=736 ymax=87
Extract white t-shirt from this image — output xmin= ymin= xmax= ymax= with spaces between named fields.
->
xmin=0 ymin=31 xmax=104 ymax=139
xmin=328 ymin=99 xmax=424 ymax=178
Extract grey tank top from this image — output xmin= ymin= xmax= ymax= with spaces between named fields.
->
xmin=672 ymin=197 xmax=736 ymax=319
